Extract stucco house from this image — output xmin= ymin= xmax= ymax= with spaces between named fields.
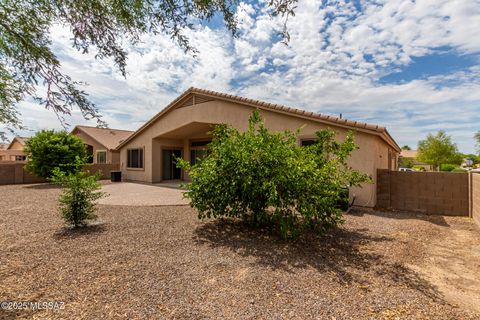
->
xmin=116 ymin=88 xmax=400 ymax=208
xmin=0 ymin=137 xmax=29 ymax=161
xmin=0 ymin=143 xmax=7 ymax=161
xmin=399 ymin=149 xmax=433 ymax=171
xmin=71 ymin=126 xmax=133 ymax=164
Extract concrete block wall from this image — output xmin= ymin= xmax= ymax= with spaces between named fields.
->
xmin=0 ymin=162 xmax=119 ymax=185
xmin=471 ymin=173 xmax=480 ymax=227
xmin=377 ymin=169 xmax=469 ymax=216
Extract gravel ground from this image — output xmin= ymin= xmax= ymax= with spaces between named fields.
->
xmin=1 ymin=183 xmax=479 ymax=319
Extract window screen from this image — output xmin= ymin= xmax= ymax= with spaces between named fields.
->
xmin=127 ymin=148 xmax=144 ymax=168
xmin=96 ymin=151 xmax=107 ymax=164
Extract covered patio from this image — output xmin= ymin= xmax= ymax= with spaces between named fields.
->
xmin=151 ymin=121 xmax=216 ymax=183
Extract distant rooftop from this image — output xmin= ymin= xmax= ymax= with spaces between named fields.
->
xmin=72 ymin=126 xmax=134 ymax=150
xmin=400 ymin=150 xmax=417 ymax=158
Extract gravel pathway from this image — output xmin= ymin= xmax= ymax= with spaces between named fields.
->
xmin=1 ymin=183 xmax=479 ymax=319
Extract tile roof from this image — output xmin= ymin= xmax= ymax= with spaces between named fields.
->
xmin=72 ymin=126 xmax=134 ymax=150
xmin=400 ymin=150 xmax=417 ymax=158
xmin=117 ymin=87 xmax=400 ymax=151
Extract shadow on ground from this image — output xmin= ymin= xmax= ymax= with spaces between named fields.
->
xmin=349 ymin=208 xmax=451 ymax=227
xmin=194 ymin=219 xmax=441 ymax=301
xmin=53 ymin=223 xmax=107 ymax=240
xmin=23 ymin=183 xmax=59 ymax=190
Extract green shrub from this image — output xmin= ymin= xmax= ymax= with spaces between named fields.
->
xmin=50 ymin=163 xmax=105 ymax=227
xmin=25 ymin=130 xmax=87 ymax=178
xmin=399 ymin=157 xmax=415 ymax=168
xmin=412 ymin=166 xmax=426 ymax=171
xmin=440 ymin=164 xmax=457 ymax=172
xmin=178 ymin=111 xmax=371 ymax=239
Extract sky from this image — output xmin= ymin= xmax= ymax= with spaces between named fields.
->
xmin=9 ymin=0 xmax=480 ymax=153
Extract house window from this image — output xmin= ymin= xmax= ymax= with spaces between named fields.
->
xmin=301 ymin=139 xmax=316 ymax=146
xmin=190 ymin=149 xmax=210 ymax=165
xmin=190 ymin=140 xmax=211 ymax=165
xmin=96 ymin=151 xmax=107 ymax=164
xmin=191 ymin=140 xmax=211 ymax=147
xmin=15 ymin=155 xmax=27 ymax=161
xmin=127 ymin=148 xmax=144 ymax=168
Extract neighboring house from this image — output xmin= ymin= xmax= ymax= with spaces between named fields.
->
xmin=0 ymin=143 xmax=7 ymax=161
xmin=71 ymin=126 xmax=134 ymax=164
xmin=0 ymin=137 xmax=29 ymax=161
xmin=462 ymin=158 xmax=474 ymax=168
xmin=398 ymin=149 xmax=433 ymax=171
xmin=116 ymin=87 xmax=401 ymax=208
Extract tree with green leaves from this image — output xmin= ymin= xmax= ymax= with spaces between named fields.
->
xmin=50 ymin=158 xmax=105 ymax=227
xmin=401 ymin=145 xmax=411 ymax=150
xmin=178 ymin=111 xmax=371 ymax=239
xmin=0 ymin=0 xmax=297 ymax=137
xmin=417 ymin=131 xmax=461 ymax=171
xmin=475 ymin=131 xmax=480 ymax=155
xmin=24 ymin=130 xmax=87 ymax=178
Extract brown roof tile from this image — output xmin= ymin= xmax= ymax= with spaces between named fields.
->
xmin=72 ymin=126 xmax=134 ymax=150
xmin=117 ymin=87 xmax=400 ymax=151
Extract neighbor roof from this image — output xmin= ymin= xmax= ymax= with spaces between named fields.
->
xmin=400 ymin=150 xmax=417 ymax=158
xmin=72 ymin=126 xmax=134 ymax=150
xmin=0 ymin=143 xmax=8 ymax=150
xmin=7 ymin=136 xmax=30 ymax=149
xmin=117 ymin=87 xmax=401 ymax=152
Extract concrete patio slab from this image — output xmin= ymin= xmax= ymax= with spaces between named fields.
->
xmin=98 ymin=182 xmax=189 ymax=206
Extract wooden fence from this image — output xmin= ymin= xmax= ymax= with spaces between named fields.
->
xmin=0 ymin=162 xmax=119 ymax=185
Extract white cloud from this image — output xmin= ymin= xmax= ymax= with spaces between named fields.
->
xmin=4 ymin=0 xmax=480 ymax=153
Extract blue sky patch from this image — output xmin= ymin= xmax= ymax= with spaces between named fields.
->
xmin=379 ymin=47 xmax=479 ymax=84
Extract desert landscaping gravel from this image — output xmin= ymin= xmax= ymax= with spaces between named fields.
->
xmin=1 ymin=183 xmax=480 ymax=319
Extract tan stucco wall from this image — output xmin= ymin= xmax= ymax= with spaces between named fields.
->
xmin=120 ymin=99 xmax=398 ymax=207
xmin=0 ymin=139 xmax=27 ymax=161
xmin=0 ymin=149 xmax=26 ymax=161
xmin=72 ymin=131 xmax=117 ymax=164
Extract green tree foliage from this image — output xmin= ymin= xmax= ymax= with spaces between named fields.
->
xmin=24 ymin=130 xmax=87 ymax=178
xmin=417 ymin=131 xmax=461 ymax=171
xmin=475 ymin=131 xmax=480 ymax=155
xmin=440 ymin=164 xmax=457 ymax=172
xmin=50 ymin=162 xmax=105 ymax=227
xmin=401 ymin=145 xmax=411 ymax=150
xmin=178 ymin=111 xmax=371 ymax=239
xmin=0 ymin=0 xmax=296 ymax=134
xmin=399 ymin=157 xmax=414 ymax=168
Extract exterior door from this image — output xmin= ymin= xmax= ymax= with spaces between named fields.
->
xmin=162 ymin=149 xmax=182 ymax=180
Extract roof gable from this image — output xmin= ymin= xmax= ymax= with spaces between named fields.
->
xmin=72 ymin=126 xmax=134 ymax=150
xmin=7 ymin=137 xmax=29 ymax=150
xmin=117 ymin=87 xmax=400 ymax=152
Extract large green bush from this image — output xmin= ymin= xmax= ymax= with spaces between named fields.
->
xmin=50 ymin=162 xmax=105 ymax=227
xmin=178 ymin=111 xmax=371 ymax=239
xmin=25 ymin=130 xmax=87 ymax=178
xmin=417 ymin=131 xmax=462 ymax=171
xmin=399 ymin=157 xmax=415 ymax=168
xmin=440 ymin=164 xmax=457 ymax=172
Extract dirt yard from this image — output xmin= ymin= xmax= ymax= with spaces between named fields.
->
xmin=1 ymin=183 xmax=479 ymax=319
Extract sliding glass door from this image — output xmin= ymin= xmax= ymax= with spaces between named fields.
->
xmin=162 ymin=149 xmax=182 ymax=180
